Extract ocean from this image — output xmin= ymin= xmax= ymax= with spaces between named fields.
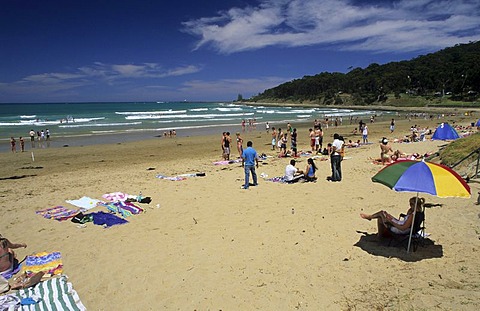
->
xmin=0 ymin=101 xmax=395 ymax=152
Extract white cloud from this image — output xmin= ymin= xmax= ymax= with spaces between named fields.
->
xmin=0 ymin=62 xmax=202 ymax=98
xmin=182 ymin=0 xmax=480 ymax=53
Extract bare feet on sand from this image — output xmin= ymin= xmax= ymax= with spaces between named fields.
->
xmin=360 ymin=213 xmax=372 ymax=220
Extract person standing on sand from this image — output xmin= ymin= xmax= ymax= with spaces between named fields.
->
xmin=10 ymin=137 xmax=16 ymax=153
xmin=271 ymin=127 xmax=277 ymax=150
xmin=29 ymin=129 xmax=35 ymax=148
xmin=241 ymin=141 xmax=259 ymax=189
xmin=291 ymin=128 xmax=298 ymax=157
xmin=236 ymin=132 xmax=243 ymax=158
xmin=223 ymin=132 xmax=232 ymax=161
xmin=362 ymin=125 xmax=369 ymax=144
xmin=19 ymin=137 xmax=25 ymax=152
xmin=328 ymin=133 xmax=344 ymax=182
xmin=309 ymin=128 xmax=315 ymax=152
xmin=265 ymin=122 xmax=270 ymax=133
xmin=314 ymin=126 xmax=322 ymax=154
xmin=220 ymin=132 xmax=226 ymax=158
xmin=390 ymin=119 xmax=395 ymax=133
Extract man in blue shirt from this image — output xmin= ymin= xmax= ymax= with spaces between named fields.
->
xmin=241 ymin=141 xmax=259 ymax=189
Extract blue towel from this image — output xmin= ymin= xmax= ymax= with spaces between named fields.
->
xmin=92 ymin=211 xmax=128 ymax=227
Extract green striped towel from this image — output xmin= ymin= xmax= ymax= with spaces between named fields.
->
xmin=16 ymin=275 xmax=86 ymax=310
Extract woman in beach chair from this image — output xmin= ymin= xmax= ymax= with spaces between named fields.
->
xmin=360 ymin=197 xmax=425 ymax=240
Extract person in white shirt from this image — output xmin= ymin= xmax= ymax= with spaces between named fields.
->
xmin=362 ymin=125 xmax=369 ymax=144
xmin=328 ymin=133 xmax=344 ymax=182
xmin=285 ymin=159 xmax=304 ymax=183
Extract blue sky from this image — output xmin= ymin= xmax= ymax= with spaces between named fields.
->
xmin=1 ymin=0 xmax=479 ymax=103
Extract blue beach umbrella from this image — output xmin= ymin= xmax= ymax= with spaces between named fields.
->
xmin=431 ymin=123 xmax=460 ymax=140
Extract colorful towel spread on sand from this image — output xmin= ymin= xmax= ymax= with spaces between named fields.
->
xmin=92 ymin=211 xmax=129 ymax=227
xmin=266 ymin=176 xmax=287 ymax=183
xmin=36 ymin=206 xmax=80 ymax=221
xmin=65 ymin=196 xmax=101 ymax=210
xmin=101 ymin=192 xmax=137 ymax=202
xmin=156 ymin=174 xmax=187 ymax=181
xmin=213 ymin=158 xmax=242 ymax=165
xmin=21 ymin=252 xmax=63 ymax=277
xmin=15 ymin=275 xmax=86 ymax=311
xmin=99 ymin=201 xmax=144 ymax=217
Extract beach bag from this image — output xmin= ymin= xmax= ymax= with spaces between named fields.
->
xmin=71 ymin=212 xmax=93 ymax=224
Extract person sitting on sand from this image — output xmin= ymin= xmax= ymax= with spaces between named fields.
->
xmin=0 ymin=235 xmax=26 ymax=278
xmin=285 ymin=159 xmax=304 ymax=183
xmin=304 ymin=158 xmax=318 ymax=182
xmin=380 ymin=138 xmax=394 ymax=165
xmin=360 ymin=197 xmax=424 ymax=238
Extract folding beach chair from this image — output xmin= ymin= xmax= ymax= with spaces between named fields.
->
xmin=388 ymin=209 xmax=426 ymax=252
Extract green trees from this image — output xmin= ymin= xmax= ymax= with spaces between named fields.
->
xmin=252 ymin=41 xmax=480 ymax=105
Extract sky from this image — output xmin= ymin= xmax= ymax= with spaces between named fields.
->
xmin=1 ymin=0 xmax=479 ymax=103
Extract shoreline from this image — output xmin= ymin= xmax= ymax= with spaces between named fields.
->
xmin=4 ymin=103 xmax=478 ymax=153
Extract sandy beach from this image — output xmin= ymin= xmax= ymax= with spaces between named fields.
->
xmin=1 ymin=114 xmax=480 ymax=310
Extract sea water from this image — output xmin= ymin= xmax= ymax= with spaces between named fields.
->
xmin=0 ymin=101 xmax=394 ymax=151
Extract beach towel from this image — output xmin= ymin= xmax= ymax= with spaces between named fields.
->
xmin=102 ymin=192 xmax=129 ymax=202
xmin=213 ymin=159 xmax=242 ymax=165
xmin=65 ymin=196 xmax=101 ymax=210
xmin=21 ymin=252 xmax=63 ymax=277
xmin=156 ymin=174 xmax=187 ymax=181
xmin=266 ymin=176 xmax=287 ymax=183
xmin=36 ymin=206 xmax=80 ymax=221
xmin=92 ymin=211 xmax=128 ymax=227
xmin=15 ymin=276 xmax=86 ymax=310
xmin=0 ymin=294 xmax=21 ymax=309
xmin=99 ymin=201 xmax=143 ymax=217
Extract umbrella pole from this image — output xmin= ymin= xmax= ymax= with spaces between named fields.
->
xmin=406 ymin=194 xmax=419 ymax=253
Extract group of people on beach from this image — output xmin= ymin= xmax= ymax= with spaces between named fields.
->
xmin=9 ymin=129 xmax=51 ymax=153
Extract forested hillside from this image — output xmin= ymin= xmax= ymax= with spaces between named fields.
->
xmin=251 ymin=41 xmax=480 ymax=106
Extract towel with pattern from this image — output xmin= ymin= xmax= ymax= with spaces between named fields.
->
xmin=65 ymin=196 xmax=102 ymax=210
xmin=99 ymin=201 xmax=143 ymax=217
xmin=266 ymin=176 xmax=287 ymax=183
xmin=16 ymin=275 xmax=86 ymax=310
xmin=102 ymin=192 xmax=129 ymax=202
xmin=156 ymin=174 xmax=187 ymax=181
xmin=21 ymin=252 xmax=63 ymax=277
xmin=213 ymin=159 xmax=242 ymax=165
xmin=36 ymin=206 xmax=80 ymax=221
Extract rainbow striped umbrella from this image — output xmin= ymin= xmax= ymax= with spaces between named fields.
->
xmin=372 ymin=160 xmax=470 ymax=198
xmin=372 ymin=160 xmax=470 ymax=252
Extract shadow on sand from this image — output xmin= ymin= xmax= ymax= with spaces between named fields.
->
xmin=354 ymin=231 xmax=443 ymax=262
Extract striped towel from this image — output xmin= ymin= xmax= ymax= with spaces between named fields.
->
xmin=16 ymin=276 xmax=86 ymax=310
xmin=21 ymin=252 xmax=63 ymax=277
xmin=36 ymin=206 xmax=80 ymax=221
xmin=99 ymin=202 xmax=143 ymax=217
xmin=116 ymin=201 xmax=144 ymax=215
